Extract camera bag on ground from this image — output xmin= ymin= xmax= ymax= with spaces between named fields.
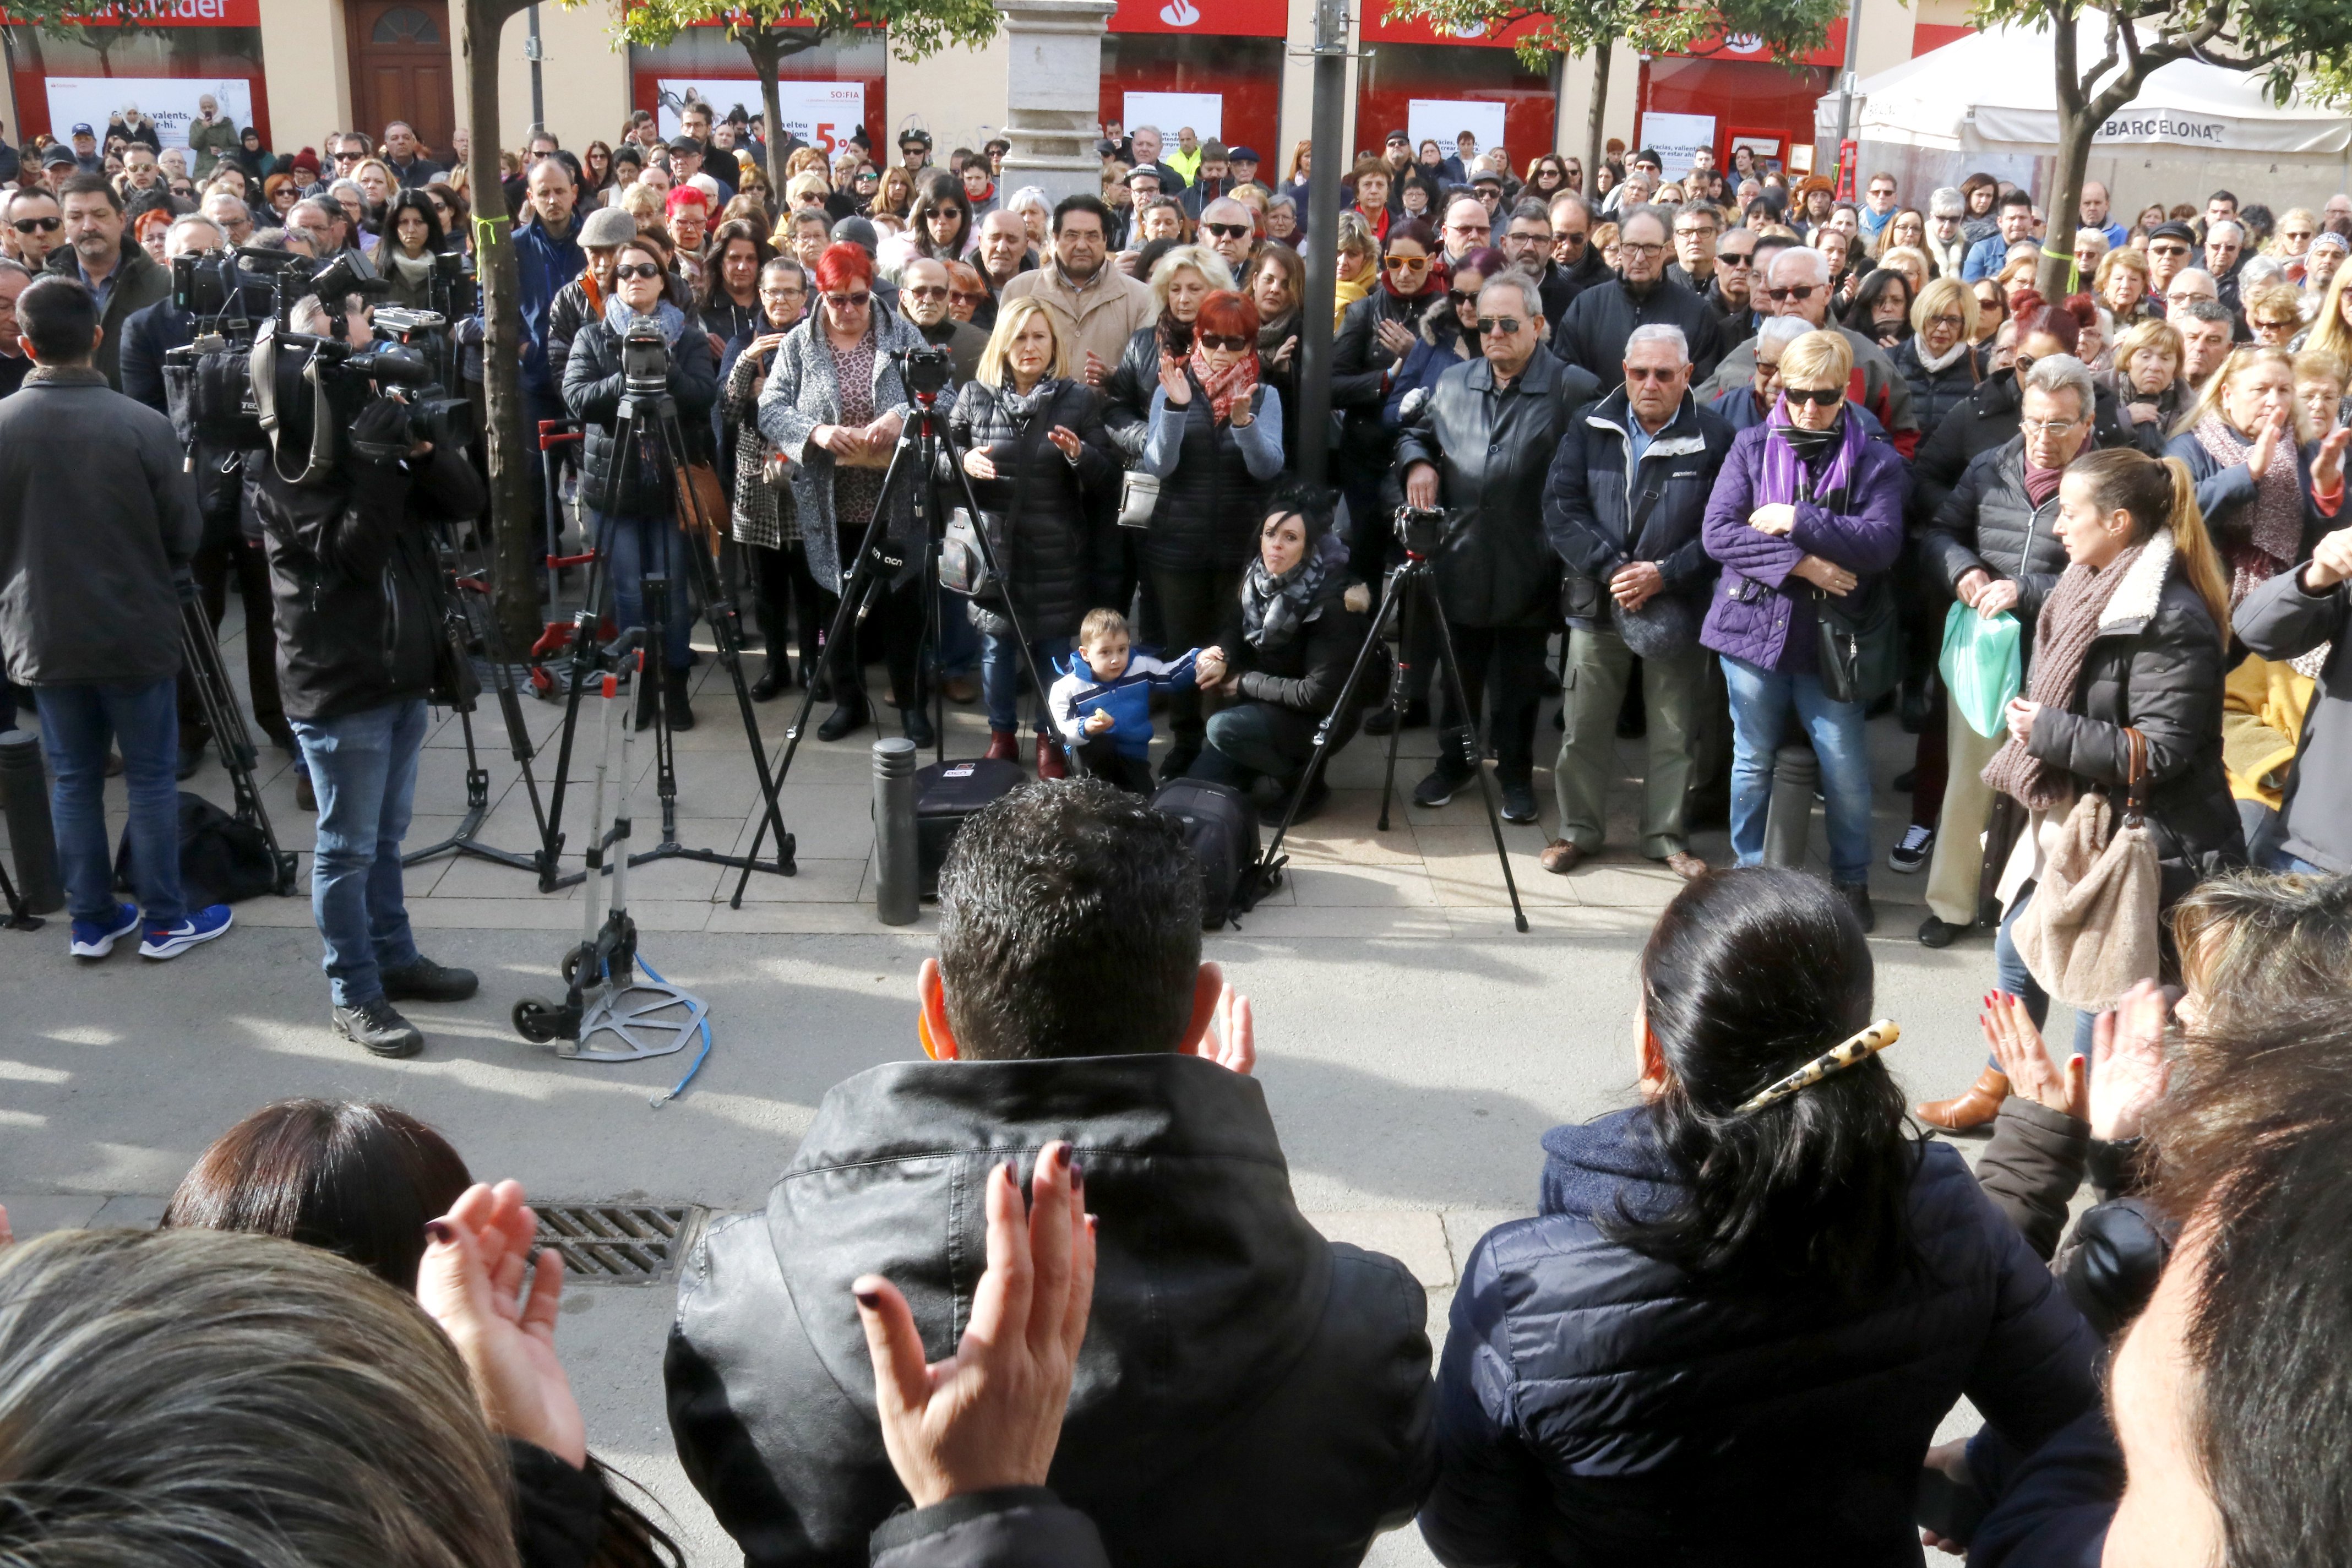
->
xmin=914 ymin=757 xmax=1025 ymax=896
xmin=1151 ymin=776 xmax=1260 ymax=930
xmin=113 ymin=791 xmax=283 ymax=907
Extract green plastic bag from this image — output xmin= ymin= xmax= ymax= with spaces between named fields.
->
xmin=1941 ymin=601 xmax=2023 ymax=738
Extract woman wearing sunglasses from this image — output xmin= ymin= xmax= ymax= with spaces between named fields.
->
xmin=1100 ymin=244 xmax=1234 ymax=466
xmin=1131 ymin=288 xmax=1286 ymax=780
xmin=758 ymin=242 xmax=933 ymax=744
xmin=1378 ymin=245 xmax=1502 ymax=431
xmin=1332 ymin=217 xmax=1446 ymax=579
xmin=1701 ymin=329 xmax=1908 ymax=928
xmin=563 ymin=237 xmax=722 ymax=731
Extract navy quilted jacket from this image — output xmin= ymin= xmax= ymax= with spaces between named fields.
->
xmin=1419 ymin=1108 xmax=2100 ymax=1568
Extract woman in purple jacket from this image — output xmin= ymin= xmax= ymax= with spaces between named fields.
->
xmin=1701 ymin=328 xmax=1908 ymax=929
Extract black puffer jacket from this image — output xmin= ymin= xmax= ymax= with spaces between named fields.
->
xmin=1910 ymin=368 xmax=2142 ymax=526
xmin=1549 ymin=274 xmax=1725 ymax=384
xmin=666 ymin=1055 xmax=1436 ymax=1568
xmin=1135 ymin=372 xmax=1285 ymax=574
xmin=1420 ymin=1109 xmax=2100 ymax=1568
xmin=1887 ymin=335 xmax=1984 ymax=440
xmin=1395 ymin=349 xmax=1599 ymax=628
xmin=1099 ymin=322 xmax=1180 ymax=461
xmin=563 ymin=314 xmax=718 ymax=517
xmin=944 ymin=376 xmax=1119 ymax=641
xmin=2024 ymin=532 xmax=2246 ymax=907
xmin=1921 ymin=435 xmax=2085 ymax=642
xmin=1332 ymin=285 xmax=1447 ymax=472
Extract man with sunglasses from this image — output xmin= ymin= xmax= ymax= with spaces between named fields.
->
xmin=2 ymin=189 xmax=64 ymax=272
xmin=1197 ymin=197 xmax=1257 ymax=281
xmin=1551 ymin=206 xmax=1723 ymax=386
xmin=1700 ymin=244 xmax=1915 ymax=454
xmin=1697 ymin=224 xmax=1762 ymax=350
xmin=1541 ymin=321 xmax=1733 ymax=881
xmin=1397 ymin=275 xmax=1600 ymax=825
xmin=897 ymin=255 xmax=987 ymax=382
xmin=1439 ymin=196 xmax=1491 ymax=264
xmin=1547 ymin=192 xmax=1608 ymax=296
xmin=2141 ymin=219 xmax=2199 ymax=303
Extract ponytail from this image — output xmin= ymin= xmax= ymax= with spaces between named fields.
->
xmin=2072 ymin=448 xmax=2233 ymax=637
xmin=2164 ymin=454 xmax=2234 ymax=633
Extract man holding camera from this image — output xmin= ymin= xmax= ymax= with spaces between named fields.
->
xmin=0 ymin=276 xmax=233 ymax=961
xmin=253 ymin=314 xmax=487 ymax=1058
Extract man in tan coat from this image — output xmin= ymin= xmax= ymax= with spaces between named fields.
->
xmin=999 ymin=194 xmax=1155 ymax=388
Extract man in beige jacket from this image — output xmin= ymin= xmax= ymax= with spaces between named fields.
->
xmin=999 ymin=194 xmax=1155 ymax=387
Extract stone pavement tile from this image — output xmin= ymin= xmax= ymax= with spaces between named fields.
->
xmin=1445 ymin=902 xmax=1659 ymax=939
xmin=706 ymin=903 xmax=916 ymax=934
xmin=405 ymin=897 xmax=600 ymax=931
xmin=91 ymin=1194 xmax=168 ymax=1228
xmin=225 ymin=894 xmax=327 ymax=927
xmin=1441 ymin=1208 xmax=1531 ymax=1277
xmin=1555 ymin=856 xmax=1687 ymax=910
xmin=1285 ymin=863 xmax=1441 ymax=909
xmin=762 ymin=784 xmax=878 ymax=859
xmin=1278 ymin=790 xmax=1429 ymax=866
xmin=1415 ymin=825 xmax=1578 ymax=908
xmin=1213 ymin=906 xmax=1454 ymax=940
xmin=0 ymin=1195 xmax=106 ymax=1237
xmin=1303 ymin=1208 xmax=1455 ymax=1288
xmin=730 ymin=854 xmax=872 ymax=905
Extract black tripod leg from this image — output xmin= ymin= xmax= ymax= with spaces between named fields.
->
xmin=1249 ymin=564 xmax=1408 ymax=906
xmin=179 ymin=587 xmax=297 ymax=892
xmin=1422 ymin=587 xmax=1530 ymax=933
xmin=1376 ymin=567 xmax=1415 ymax=833
xmin=538 ymin=505 xmax=621 ymax=889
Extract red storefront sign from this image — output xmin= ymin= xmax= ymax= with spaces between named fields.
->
xmin=1 ymin=0 xmax=259 ymax=23
xmin=1105 ymin=0 xmax=1286 ymax=36
xmin=1663 ymin=20 xmax=1848 ymax=69
xmin=1358 ymin=2 xmax=1548 ymax=48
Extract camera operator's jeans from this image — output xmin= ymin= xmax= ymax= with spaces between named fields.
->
xmin=1721 ymin=655 xmax=1874 ymax=887
xmin=34 ymin=679 xmax=186 ymax=926
xmin=596 ymin=511 xmax=696 ymax=673
xmin=982 ymin=633 xmax=1070 ymax=736
xmin=292 ymin=698 xmax=426 ymax=1008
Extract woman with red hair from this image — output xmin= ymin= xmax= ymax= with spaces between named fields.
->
xmin=1130 ymin=287 xmax=1287 ymax=777
xmin=756 ymin=241 xmax=936 ymax=743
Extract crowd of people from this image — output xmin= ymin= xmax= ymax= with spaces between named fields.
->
xmin=1 ymin=775 xmax=2349 ymax=1568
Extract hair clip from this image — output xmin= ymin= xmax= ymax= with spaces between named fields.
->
xmin=1735 ymin=1020 xmax=1902 ymax=1115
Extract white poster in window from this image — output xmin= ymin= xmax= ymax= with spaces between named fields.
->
xmin=1123 ymin=92 xmax=1223 ymax=142
xmin=1637 ymin=112 xmax=1716 ymax=177
xmin=44 ymin=78 xmax=255 ymax=151
xmin=656 ymin=79 xmax=867 ymax=153
xmin=1407 ymin=99 xmax=1507 ymax=161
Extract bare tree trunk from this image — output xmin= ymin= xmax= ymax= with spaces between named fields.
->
xmin=1584 ymin=37 xmax=1613 ymax=186
xmin=465 ymin=0 xmax=538 ymax=649
xmin=745 ymin=30 xmax=790 ymax=204
xmin=2036 ymin=19 xmax=2087 ymax=300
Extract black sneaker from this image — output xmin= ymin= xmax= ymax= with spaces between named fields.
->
xmin=1888 ymin=823 xmax=1935 ymax=873
xmin=379 ymin=956 xmax=480 ymax=1004
xmin=1499 ymin=777 xmax=1539 ymax=824
xmin=1836 ymin=881 xmax=1876 ymax=934
xmin=1159 ymin=744 xmax=1200 ymax=784
xmin=1918 ymin=915 xmax=1963 ymax=949
xmin=333 ymin=995 xmax=426 ymax=1058
xmin=1413 ymin=764 xmax=1474 ymax=808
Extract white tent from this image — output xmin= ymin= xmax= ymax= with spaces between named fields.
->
xmin=1813 ymin=21 xmax=2352 ymax=212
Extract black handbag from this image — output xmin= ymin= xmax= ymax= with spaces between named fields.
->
xmin=1812 ymin=577 xmax=1901 ymax=705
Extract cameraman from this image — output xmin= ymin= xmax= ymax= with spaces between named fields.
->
xmin=563 ymin=235 xmax=719 ymax=730
xmin=253 ymin=295 xmax=487 ymax=1059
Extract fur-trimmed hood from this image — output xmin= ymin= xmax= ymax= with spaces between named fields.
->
xmin=2096 ymin=529 xmax=2176 ymax=636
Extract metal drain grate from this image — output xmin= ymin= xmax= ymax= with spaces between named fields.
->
xmin=533 ymin=1204 xmax=699 ymax=1282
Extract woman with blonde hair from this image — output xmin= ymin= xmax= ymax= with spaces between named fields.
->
xmin=1889 ymin=274 xmax=1981 ymax=434
xmin=2094 ymin=245 xmax=2155 ymax=323
xmin=948 ymin=296 xmax=1118 ymax=772
xmin=1100 ymin=242 xmax=1235 ymax=458
xmin=1330 ymin=207 xmax=1378 ymax=325
xmin=2299 ymin=259 xmax=2352 ymax=366
xmin=2166 ymin=344 xmax=2350 ymax=606
xmin=872 ymin=164 xmax=918 ymax=224
xmin=2113 ymin=316 xmax=2189 ymax=434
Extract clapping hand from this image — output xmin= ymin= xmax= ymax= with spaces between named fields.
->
xmin=1046 ymin=425 xmax=1084 ymax=462
xmin=1374 ymin=318 xmax=1416 ymax=358
xmin=853 ymin=1143 xmax=1096 ymax=1510
xmin=963 ymin=446 xmax=998 ymax=480
xmin=2305 ymin=525 xmax=2352 ymax=591
xmin=416 ymin=1180 xmax=587 ymax=1468
xmin=1198 ymin=982 xmax=1255 ymax=1075
xmin=2312 ymin=424 xmax=2352 ymax=498
xmin=2090 ymin=979 xmax=2171 ymax=1142
xmin=1981 ymin=991 xmax=2088 ymax=1120
xmin=2246 ymin=402 xmax=2287 ymax=480
xmin=1158 ymin=356 xmax=1193 ymax=406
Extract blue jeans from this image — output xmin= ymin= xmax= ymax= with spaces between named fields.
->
xmin=1992 ymin=881 xmax=2099 ymax=1059
xmin=2266 ymin=844 xmax=2331 ymax=875
xmin=293 ymin=698 xmax=427 ymax=1007
xmin=34 ymin=679 xmax=184 ymax=926
xmin=1721 ymin=656 xmax=1875 ymax=886
xmin=596 ymin=511 xmax=694 ymax=673
xmin=935 ymin=586 xmax=981 ymax=679
xmin=982 ymin=633 xmax=1070 ymax=736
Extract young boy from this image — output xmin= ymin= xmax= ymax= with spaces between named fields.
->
xmin=1048 ymin=609 xmax=1210 ymax=793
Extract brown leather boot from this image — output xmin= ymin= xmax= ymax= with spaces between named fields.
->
xmin=1915 ymin=1068 xmax=2011 ymax=1133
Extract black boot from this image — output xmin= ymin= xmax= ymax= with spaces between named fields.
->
xmin=750 ymin=657 xmax=785 ymax=702
xmin=665 ymin=668 xmax=695 ymax=731
xmin=818 ymin=689 xmax=870 ymax=742
xmin=901 ymin=703 xmax=935 ymax=747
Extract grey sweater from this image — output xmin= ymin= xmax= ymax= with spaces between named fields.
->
xmin=0 ymin=366 xmax=200 ymax=687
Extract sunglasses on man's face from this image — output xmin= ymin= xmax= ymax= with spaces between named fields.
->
xmin=1625 ymin=365 xmax=1681 ymax=382
xmin=904 ymin=284 xmax=948 ymax=300
xmin=9 ymin=217 xmax=60 ymax=234
xmin=1198 ymin=333 xmax=1249 ymax=351
xmin=1764 ymin=285 xmax=1819 ymax=303
xmin=1203 ymin=221 xmax=1251 ymax=241
xmin=2149 ymin=242 xmax=2190 ymax=258
xmin=1783 ymin=385 xmax=1842 ymax=406
xmin=1718 ymin=249 xmax=1755 ymax=266
xmin=1475 ymin=316 xmax=1523 ymax=336
xmin=614 ymin=262 xmax=662 ymax=281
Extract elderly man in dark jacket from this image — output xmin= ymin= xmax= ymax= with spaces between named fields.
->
xmin=1913 ymin=356 xmax=2106 ymax=947
xmin=0 ymin=275 xmax=228 ymax=961
xmin=1549 ymin=206 xmax=1723 ymax=386
xmin=666 ymin=779 xmax=1435 ymax=1568
xmin=1541 ymin=323 xmax=1733 ymax=880
xmin=43 ymin=173 xmax=168 ymax=389
xmin=2236 ymin=524 xmax=2352 ymax=874
xmin=1400 ymin=273 xmax=1600 ymax=823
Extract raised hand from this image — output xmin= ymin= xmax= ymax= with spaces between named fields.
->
xmin=1981 ymin=990 xmax=2086 ymax=1119
xmin=416 ymin=1180 xmax=586 ymax=1467
xmin=1158 ymin=356 xmax=1193 ymax=406
xmin=1200 ymin=983 xmax=1255 ymax=1075
xmin=2090 ymin=978 xmax=2171 ymax=1142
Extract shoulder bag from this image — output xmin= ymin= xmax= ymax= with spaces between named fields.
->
xmin=2013 ymin=726 xmax=2163 ymax=1011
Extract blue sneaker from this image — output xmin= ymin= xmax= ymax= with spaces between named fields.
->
xmin=139 ymin=905 xmax=235 ymax=960
xmin=69 ymin=903 xmax=140 ymax=959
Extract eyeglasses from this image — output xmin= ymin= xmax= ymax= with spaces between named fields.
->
xmin=1203 ymin=221 xmax=1251 ymax=240
xmin=759 ymin=285 xmax=805 ymax=301
xmin=1616 ymin=241 xmax=1665 ymax=258
xmin=1198 ymin=333 xmax=1249 ymax=351
xmin=1474 ymin=316 xmax=1523 ymax=336
xmin=1764 ymin=285 xmax=1819 ymax=302
xmin=2021 ymin=417 xmax=2082 ymax=435
xmin=1755 ymin=360 xmax=1785 ymax=381
xmin=613 ymin=262 xmax=662 ymax=281
xmin=1624 ymin=366 xmax=1682 ymax=382
xmin=1384 ymin=253 xmax=1429 ymax=272
xmin=825 ymin=291 xmax=872 ymax=309
xmin=1717 ymin=249 xmax=1755 ymax=266
xmin=1783 ymin=386 xmax=1843 ymax=406
xmin=903 ymin=284 xmax=948 ymax=300
xmin=1925 ymin=313 xmax=1965 ymax=330
xmin=9 ymin=217 xmax=60 ymax=234
xmin=2164 ymin=289 xmax=2210 ymax=303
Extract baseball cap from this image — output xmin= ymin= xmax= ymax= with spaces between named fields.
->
xmin=667 ymin=137 xmax=704 ymax=157
xmin=1095 ymin=138 xmax=1120 ymax=159
xmin=42 ymin=144 xmax=77 ymax=168
xmin=1385 ymin=129 xmax=1409 ymax=145
xmin=70 ymin=122 xmax=94 ymax=137
xmin=1123 ymin=165 xmax=1161 ymax=187
xmin=1228 ymin=146 xmax=1259 ymax=162
xmin=1473 ymin=172 xmax=1504 ymax=189
xmin=2146 ymin=220 xmax=2198 ymax=246
xmin=831 ymin=215 xmax=878 ymax=254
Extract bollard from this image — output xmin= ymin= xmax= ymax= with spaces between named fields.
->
xmin=873 ymin=737 xmax=919 ymax=925
xmin=0 ymin=730 xmax=64 ymax=914
xmin=1761 ymin=741 xmax=1818 ymax=869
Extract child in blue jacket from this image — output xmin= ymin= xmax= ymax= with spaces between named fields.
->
xmin=1047 ymin=608 xmax=1210 ymax=792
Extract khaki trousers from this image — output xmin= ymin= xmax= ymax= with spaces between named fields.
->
xmin=1553 ymin=627 xmax=1705 ymax=858
xmin=1925 ymin=696 xmax=2007 ymax=924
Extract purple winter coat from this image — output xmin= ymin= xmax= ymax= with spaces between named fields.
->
xmin=1698 ymin=417 xmax=1908 ymax=674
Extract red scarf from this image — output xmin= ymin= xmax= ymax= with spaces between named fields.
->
xmin=1188 ymin=341 xmax=1259 ymax=426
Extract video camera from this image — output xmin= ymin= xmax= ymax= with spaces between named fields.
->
xmin=894 ymin=344 xmax=955 ymax=403
xmin=622 ymin=314 xmax=671 ymax=395
xmin=1394 ymin=504 xmax=1449 ymax=558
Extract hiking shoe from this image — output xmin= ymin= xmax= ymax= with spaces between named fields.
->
xmin=379 ymin=956 xmax=480 ymax=1004
xmin=1888 ymin=823 xmax=1935 ymax=873
xmin=1499 ymin=778 xmax=1539 ymax=824
xmin=70 ymin=903 xmax=140 ymax=959
xmin=333 ymin=995 xmax=426 ymax=1058
xmin=139 ymin=905 xmax=233 ymax=960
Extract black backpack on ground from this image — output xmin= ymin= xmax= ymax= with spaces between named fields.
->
xmin=1150 ymin=776 xmax=1260 ymax=930
xmin=914 ymin=758 xmax=1025 ymax=897
xmin=114 ymin=791 xmax=282 ymax=907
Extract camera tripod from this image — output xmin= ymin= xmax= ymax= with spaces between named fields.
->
xmin=400 ymin=517 xmax=552 ymax=874
xmin=541 ymin=382 xmax=797 ymax=892
xmin=1244 ymin=511 xmax=1528 ymax=932
xmin=725 ymin=362 xmax=1069 ymax=910
xmin=0 ymin=857 xmax=36 ymax=932
xmin=179 ymin=577 xmax=300 ymax=897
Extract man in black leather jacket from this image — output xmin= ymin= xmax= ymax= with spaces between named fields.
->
xmin=254 ymin=356 xmax=486 ymax=1059
xmin=666 ymin=778 xmax=1435 ymax=1568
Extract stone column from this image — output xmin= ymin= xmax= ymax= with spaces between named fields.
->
xmin=997 ymin=0 xmax=1117 ymax=204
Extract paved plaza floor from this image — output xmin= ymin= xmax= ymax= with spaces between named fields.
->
xmin=0 ymin=604 xmax=2037 ymax=1564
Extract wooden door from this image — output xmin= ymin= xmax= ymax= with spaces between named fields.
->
xmin=346 ymin=0 xmax=456 ymax=155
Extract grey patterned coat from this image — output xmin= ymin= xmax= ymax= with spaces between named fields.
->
xmin=755 ymin=308 xmax=927 ymax=593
